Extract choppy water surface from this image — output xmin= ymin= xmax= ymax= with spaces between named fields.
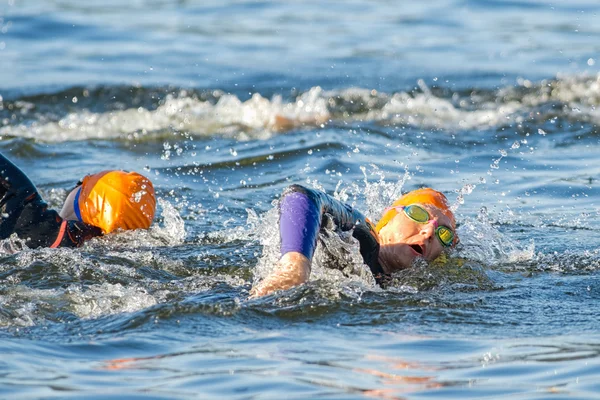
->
xmin=1 ymin=0 xmax=600 ymax=398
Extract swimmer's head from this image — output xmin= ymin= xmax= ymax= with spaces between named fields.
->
xmin=375 ymin=188 xmax=457 ymax=246
xmin=74 ymin=170 xmax=156 ymax=234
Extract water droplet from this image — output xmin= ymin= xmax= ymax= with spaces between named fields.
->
xmin=538 ymin=128 xmax=547 ymax=136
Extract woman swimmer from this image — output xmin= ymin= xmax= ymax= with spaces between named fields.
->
xmin=0 ymin=152 xmax=156 ymax=249
xmin=251 ymin=184 xmax=457 ymax=297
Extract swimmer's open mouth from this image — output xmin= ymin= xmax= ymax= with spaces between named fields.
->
xmin=410 ymin=244 xmax=424 ymax=255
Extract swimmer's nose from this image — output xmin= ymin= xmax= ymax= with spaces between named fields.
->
xmin=419 ymin=222 xmax=436 ymax=240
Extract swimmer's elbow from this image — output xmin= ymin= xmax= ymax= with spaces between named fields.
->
xmin=282 ymin=184 xmax=310 ymax=198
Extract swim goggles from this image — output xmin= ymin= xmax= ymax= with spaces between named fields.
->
xmin=385 ymin=204 xmax=455 ymax=247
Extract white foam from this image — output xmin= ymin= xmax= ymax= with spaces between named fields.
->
xmin=0 ymin=87 xmax=330 ymax=142
xmin=67 ymin=283 xmax=157 ymax=319
xmin=2 ymin=74 xmax=598 ymax=142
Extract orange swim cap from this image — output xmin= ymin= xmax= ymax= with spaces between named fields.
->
xmin=76 ymin=170 xmax=156 ymax=234
xmin=375 ymin=188 xmax=458 ymax=245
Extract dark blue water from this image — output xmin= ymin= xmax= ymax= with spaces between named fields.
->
xmin=1 ymin=0 xmax=600 ymax=398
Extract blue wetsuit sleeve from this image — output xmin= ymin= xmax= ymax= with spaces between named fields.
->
xmin=279 ymin=188 xmax=322 ymax=259
xmin=279 ymin=184 xmax=375 ymax=260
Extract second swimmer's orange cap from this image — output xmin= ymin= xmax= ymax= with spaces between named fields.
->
xmin=375 ymin=188 xmax=458 ymax=244
xmin=75 ymin=170 xmax=156 ymax=234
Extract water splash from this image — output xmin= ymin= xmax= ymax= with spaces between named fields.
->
xmin=311 ymin=225 xmax=378 ymax=291
xmin=356 ymin=164 xmax=411 ymax=221
xmin=0 ymin=234 xmax=29 ymax=255
xmin=67 ymin=283 xmax=157 ymax=319
xmin=152 ymin=198 xmax=186 ymax=245
xmin=458 ymin=208 xmax=534 ymax=266
xmin=247 ymin=205 xmax=282 ymax=284
xmin=452 ymin=183 xmax=476 ymax=212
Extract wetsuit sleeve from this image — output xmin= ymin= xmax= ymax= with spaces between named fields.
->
xmin=0 ymin=153 xmax=38 ymax=239
xmin=0 ymin=152 xmax=103 ymax=248
xmin=278 ymin=188 xmax=319 ymax=259
xmin=279 ymin=184 xmax=379 ymax=263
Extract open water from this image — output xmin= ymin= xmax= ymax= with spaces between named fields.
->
xmin=1 ymin=0 xmax=600 ymax=398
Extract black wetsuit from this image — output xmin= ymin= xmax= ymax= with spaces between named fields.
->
xmin=0 ymin=153 xmax=102 ymax=248
xmin=279 ymin=184 xmax=386 ymax=283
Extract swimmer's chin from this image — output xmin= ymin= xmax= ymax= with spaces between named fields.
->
xmin=378 ymin=242 xmax=438 ymax=273
xmin=378 ymin=244 xmax=415 ymax=273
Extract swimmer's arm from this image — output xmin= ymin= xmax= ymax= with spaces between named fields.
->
xmin=0 ymin=153 xmax=39 ymax=239
xmin=250 ymin=184 xmax=359 ymax=297
xmin=250 ymin=252 xmax=311 ymax=297
xmin=0 ymin=153 xmax=37 ymax=204
xmin=251 ymin=185 xmax=320 ymax=297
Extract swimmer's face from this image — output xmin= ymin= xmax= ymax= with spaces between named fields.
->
xmin=377 ymin=203 xmax=453 ymax=273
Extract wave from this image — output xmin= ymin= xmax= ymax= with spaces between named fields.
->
xmin=1 ymin=73 xmax=599 ymax=142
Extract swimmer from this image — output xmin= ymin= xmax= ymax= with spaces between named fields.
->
xmin=251 ymin=184 xmax=457 ymax=297
xmin=0 ymin=152 xmax=156 ymax=249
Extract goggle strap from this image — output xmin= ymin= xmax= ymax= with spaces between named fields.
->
xmin=73 ymin=187 xmax=83 ymax=222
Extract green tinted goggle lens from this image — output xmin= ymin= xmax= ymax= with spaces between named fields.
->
xmin=436 ymin=226 xmax=454 ymax=247
xmin=403 ymin=204 xmax=454 ymax=247
xmin=404 ymin=205 xmax=430 ymax=223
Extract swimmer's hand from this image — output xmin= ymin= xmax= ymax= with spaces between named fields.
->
xmin=250 ymin=252 xmax=311 ymax=297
